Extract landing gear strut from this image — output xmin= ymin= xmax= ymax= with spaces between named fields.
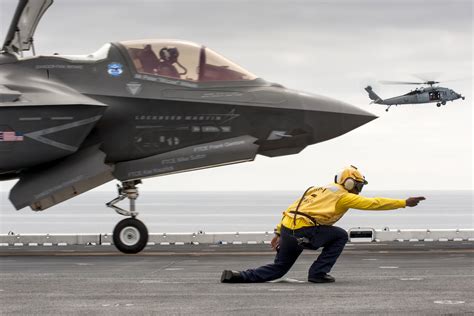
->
xmin=107 ymin=180 xmax=149 ymax=254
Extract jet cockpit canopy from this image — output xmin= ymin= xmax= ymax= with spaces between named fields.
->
xmin=120 ymin=40 xmax=257 ymax=82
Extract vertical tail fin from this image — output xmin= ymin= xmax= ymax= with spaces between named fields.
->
xmin=365 ymin=86 xmax=383 ymax=104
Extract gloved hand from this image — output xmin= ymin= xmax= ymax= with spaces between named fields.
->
xmin=271 ymin=235 xmax=280 ymax=251
xmin=406 ymin=196 xmax=426 ymax=207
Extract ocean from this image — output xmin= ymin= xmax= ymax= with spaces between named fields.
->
xmin=0 ymin=190 xmax=472 ymax=234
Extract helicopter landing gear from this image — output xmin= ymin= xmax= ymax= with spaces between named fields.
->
xmin=436 ymin=103 xmax=441 ymax=107
xmin=106 ymin=180 xmax=149 ymax=254
xmin=385 ymin=105 xmax=391 ymax=112
xmin=462 ymin=96 xmax=465 ymax=100
xmin=441 ymin=101 xmax=446 ymax=105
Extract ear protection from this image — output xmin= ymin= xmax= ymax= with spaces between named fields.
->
xmin=344 ymin=178 xmax=356 ymax=191
xmin=334 ymin=173 xmax=356 ymax=191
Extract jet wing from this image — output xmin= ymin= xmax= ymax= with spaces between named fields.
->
xmin=0 ymin=65 xmax=105 ymax=107
xmin=2 ymin=0 xmax=54 ymax=54
xmin=0 ymin=67 xmax=107 ymax=170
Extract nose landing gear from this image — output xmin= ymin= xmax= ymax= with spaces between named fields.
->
xmin=107 ymin=180 xmax=149 ymax=254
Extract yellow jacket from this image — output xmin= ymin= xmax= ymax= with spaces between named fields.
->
xmin=276 ymin=183 xmax=406 ymax=233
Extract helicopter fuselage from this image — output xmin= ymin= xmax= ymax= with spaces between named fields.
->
xmin=380 ymin=86 xmax=463 ymax=106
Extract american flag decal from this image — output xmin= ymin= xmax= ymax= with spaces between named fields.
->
xmin=0 ymin=131 xmax=24 ymax=142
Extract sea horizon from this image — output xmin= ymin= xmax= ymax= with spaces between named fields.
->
xmin=1 ymin=190 xmax=472 ymax=234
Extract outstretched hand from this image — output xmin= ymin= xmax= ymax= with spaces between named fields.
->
xmin=406 ymin=196 xmax=426 ymax=207
xmin=271 ymin=235 xmax=280 ymax=251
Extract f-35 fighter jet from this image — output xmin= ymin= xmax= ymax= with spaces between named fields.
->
xmin=0 ymin=0 xmax=376 ymax=253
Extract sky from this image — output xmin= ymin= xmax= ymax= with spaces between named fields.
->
xmin=0 ymin=0 xmax=472 ymax=193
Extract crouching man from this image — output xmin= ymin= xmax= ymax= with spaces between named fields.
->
xmin=221 ymin=165 xmax=425 ymax=284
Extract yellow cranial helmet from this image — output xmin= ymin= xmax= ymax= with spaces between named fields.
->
xmin=334 ymin=165 xmax=368 ymax=191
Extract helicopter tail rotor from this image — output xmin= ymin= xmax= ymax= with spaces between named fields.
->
xmin=365 ymin=86 xmax=383 ymax=104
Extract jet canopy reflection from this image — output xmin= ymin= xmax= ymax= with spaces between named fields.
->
xmin=121 ymin=40 xmax=257 ymax=82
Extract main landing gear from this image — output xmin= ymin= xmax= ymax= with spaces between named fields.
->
xmin=436 ymin=101 xmax=446 ymax=107
xmin=106 ymin=180 xmax=149 ymax=254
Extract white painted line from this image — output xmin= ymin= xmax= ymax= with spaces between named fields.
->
xmin=147 ymin=242 xmax=156 ymax=246
xmin=0 ymin=243 xmax=8 ymax=247
xmin=0 ymin=289 xmax=4 ymax=292
xmin=125 ymin=304 xmax=134 ymax=307
xmin=268 ymin=288 xmax=296 ymax=291
xmin=433 ymin=300 xmax=465 ymax=305
xmin=165 ymin=268 xmax=184 ymax=271
xmin=232 ymin=241 xmax=243 ymax=245
xmin=43 ymin=243 xmax=53 ymax=246
xmin=400 ymin=277 xmax=423 ymax=281
xmin=247 ymin=241 xmax=257 ymax=245
xmin=140 ymin=280 xmax=160 ymax=284
xmin=160 ymin=242 xmax=170 ymax=246
xmin=439 ymin=238 xmax=449 ymax=242
xmin=101 ymin=243 xmax=111 ymax=246
xmin=13 ymin=243 xmax=24 ymax=246
xmin=468 ymin=238 xmax=474 ymax=241
xmin=453 ymin=238 xmax=463 ymax=242
xmin=409 ymin=239 xmax=419 ymax=242
xmin=423 ymin=238 xmax=434 ymax=242
xmin=362 ymin=258 xmax=378 ymax=261
xmin=57 ymin=243 xmax=67 ymax=246
xmin=19 ymin=117 xmax=42 ymax=121
xmin=28 ymin=243 xmax=38 ymax=246
xmin=396 ymin=239 xmax=404 ymax=242
xmin=175 ymin=242 xmax=185 ymax=245
xmin=378 ymin=251 xmax=389 ymax=253
xmin=379 ymin=266 xmax=399 ymax=269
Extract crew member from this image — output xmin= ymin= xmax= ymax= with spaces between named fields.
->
xmin=221 ymin=165 xmax=425 ymax=284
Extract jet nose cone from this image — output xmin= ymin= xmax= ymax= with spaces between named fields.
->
xmin=298 ymin=92 xmax=377 ymax=143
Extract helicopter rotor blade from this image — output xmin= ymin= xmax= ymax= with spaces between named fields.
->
xmin=379 ymin=80 xmax=424 ymax=85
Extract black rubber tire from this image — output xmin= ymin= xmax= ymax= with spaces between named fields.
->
xmin=436 ymin=103 xmax=441 ymax=107
xmin=113 ymin=218 xmax=149 ymax=254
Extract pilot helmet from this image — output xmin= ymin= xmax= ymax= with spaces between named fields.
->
xmin=334 ymin=165 xmax=368 ymax=192
xmin=159 ymin=47 xmax=179 ymax=63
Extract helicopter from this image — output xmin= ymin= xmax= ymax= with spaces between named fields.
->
xmin=0 ymin=0 xmax=376 ymax=253
xmin=365 ymin=79 xmax=465 ymax=112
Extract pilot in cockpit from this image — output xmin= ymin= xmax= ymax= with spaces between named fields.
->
xmin=157 ymin=47 xmax=181 ymax=79
xmin=137 ymin=44 xmax=187 ymax=79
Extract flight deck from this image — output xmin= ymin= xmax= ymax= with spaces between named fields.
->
xmin=1 ymin=239 xmax=473 ymax=315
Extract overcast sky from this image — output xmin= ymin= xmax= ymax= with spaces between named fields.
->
xmin=0 ymin=0 xmax=472 ymax=192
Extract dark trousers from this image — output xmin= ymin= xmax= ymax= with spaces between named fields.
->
xmin=240 ymin=225 xmax=348 ymax=282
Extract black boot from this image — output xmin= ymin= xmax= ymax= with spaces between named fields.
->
xmin=221 ymin=270 xmax=245 ymax=283
xmin=308 ymin=274 xmax=335 ymax=283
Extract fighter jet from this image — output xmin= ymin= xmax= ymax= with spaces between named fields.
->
xmin=0 ymin=0 xmax=376 ymax=253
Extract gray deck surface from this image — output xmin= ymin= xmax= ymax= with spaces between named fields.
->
xmin=1 ymin=242 xmax=473 ymax=315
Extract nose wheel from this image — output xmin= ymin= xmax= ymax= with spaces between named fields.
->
xmin=107 ymin=180 xmax=149 ymax=254
xmin=113 ymin=218 xmax=148 ymax=254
